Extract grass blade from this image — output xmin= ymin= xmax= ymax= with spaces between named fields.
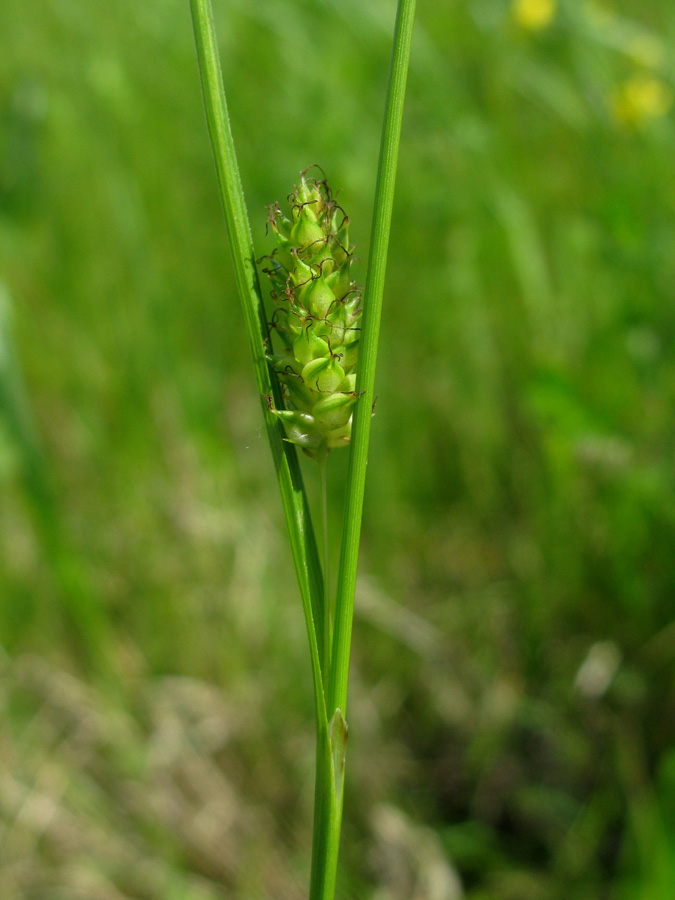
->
xmin=330 ymin=0 xmax=416 ymax=716
xmin=308 ymin=2 xmax=417 ymax=897
xmin=189 ymin=0 xmax=327 ymax=711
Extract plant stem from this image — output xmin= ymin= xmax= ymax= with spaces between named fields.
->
xmin=318 ymin=447 xmax=331 ymax=675
xmin=314 ymin=1 xmax=417 ymax=897
xmin=309 ymin=446 xmax=338 ymax=899
xmin=310 ymin=718 xmax=340 ymax=900
xmin=189 ymin=0 xmax=327 ymax=712
xmin=331 ymin=0 xmax=416 ymax=721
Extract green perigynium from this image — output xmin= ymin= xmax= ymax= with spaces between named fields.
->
xmin=262 ymin=171 xmax=362 ymax=458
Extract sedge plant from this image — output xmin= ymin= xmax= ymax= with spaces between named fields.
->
xmin=189 ymin=0 xmax=416 ymax=896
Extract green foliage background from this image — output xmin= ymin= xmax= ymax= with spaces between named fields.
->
xmin=1 ymin=0 xmax=674 ymax=897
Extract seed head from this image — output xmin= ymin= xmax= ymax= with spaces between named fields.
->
xmin=262 ymin=170 xmax=362 ymax=458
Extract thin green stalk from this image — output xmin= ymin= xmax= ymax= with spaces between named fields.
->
xmin=315 ymin=1 xmax=417 ymax=897
xmin=310 ymin=718 xmax=339 ymax=900
xmin=318 ymin=448 xmax=331 ymax=674
xmin=189 ymin=0 xmax=327 ymax=710
xmin=330 ymin=0 xmax=416 ymax=718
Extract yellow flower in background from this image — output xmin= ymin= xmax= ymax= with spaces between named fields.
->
xmin=612 ymin=75 xmax=672 ymax=128
xmin=513 ymin=0 xmax=557 ymax=31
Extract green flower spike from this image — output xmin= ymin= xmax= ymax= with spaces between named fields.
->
xmin=262 ymin=169 xmax=362 ymax=459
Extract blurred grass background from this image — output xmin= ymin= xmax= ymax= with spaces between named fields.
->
xmin=1 ymin=0 xmax=675 ymax=897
